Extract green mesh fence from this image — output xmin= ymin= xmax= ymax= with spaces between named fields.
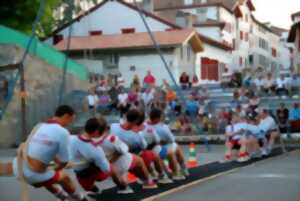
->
xmin=0 ymin=25 xmax=88 ymax=81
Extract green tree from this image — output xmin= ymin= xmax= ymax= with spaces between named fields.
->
xmin=0 ymin=0 xmax=62 ymax=37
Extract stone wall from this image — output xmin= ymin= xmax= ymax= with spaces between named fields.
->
xmin=0 ymin=44 xmax=89 ymax=148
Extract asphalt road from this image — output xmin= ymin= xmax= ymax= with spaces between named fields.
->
xmin=159 ymin=150 xmax=300 ymax=201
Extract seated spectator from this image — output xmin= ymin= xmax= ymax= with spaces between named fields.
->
xmin=97 ymin=91 xmax=112 ymax=114
xmin=289 ymin=74 xmax=300 ymax=94
xmin=229 ymin=72 xmax=242 ymax=88
xmin=230 ymin=90 xmax=242 ymax=110
xmin=275 ymin=74 xmax=289 ymax=96
xmin=117 ymin=73 xmax=125 ymax=89
xmin=253 ymin=76 xmax=264 ymax=94
xmin=179 ymin=72 xmax=190 ymax=90
xmin=185 ymin=96 xmax=199 ymax=117
xmin=108 ymin=85 xmax=119 ymax=113
xmin=117 ymin=88 xmax=130 ymax=117
xmin=143 ymin=70 xmax=156 ymax=88
xmin=243 ymin=76 xmax=252 ymax=88
xmin=127 ymin=89 xmax=139 ymax=106
xmin=263 ymin=73 xmax=275 ymax=95
xmin=248 ymin=94 xmax=260 ymax=111
xmin=276 ymin=103 xmax=289 ymax=133
xmin=289 ymin=103 xmax=300 ymax=121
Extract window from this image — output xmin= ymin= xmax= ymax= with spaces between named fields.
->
xmin=110 ymin=54 xmax=119 ymax=65
xmin=240 ymin=31 xmax=243 ymax=40
xmin=122 ymin=28 xmax=135 ymax=34
xmin=272 ymin=48 xmax=277 ymax=57
xmin=240 ymin=57 xmax=243 ymax=66
xmin=53 ymin=34 xmax=63 ymax=45
xmin=89 ymin=30 xmax=102 ymax=36
xmin=259 ymin=55 xmax=268 ymax=66
xmin=259 ymin=38 xmax=269 ymax=50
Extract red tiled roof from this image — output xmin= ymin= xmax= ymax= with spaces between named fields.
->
xmin=55 ymin=29 xmax=203 ymax=52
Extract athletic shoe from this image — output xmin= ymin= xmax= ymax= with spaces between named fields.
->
xmin=172 ymin=172 xmax=186 ymax=181
xmin=219 ymin=155 xmax=232 ymax=163
xmin=181 ymin=168 xmax=190 ymax=177
xmin=237 ymin=155 xmax=250 ymax=163
xmin=117 ymin=186 xmax=134 ymax=194
xmin=142 ymin=180 xmax=158 ymax=189
xmin=261 ymin=148 xmax=268 ymax=157
xmin=158 ymin=175 xmax=173 ymax=184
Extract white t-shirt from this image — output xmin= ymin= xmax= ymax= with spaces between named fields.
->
xmin=69 ymin=136 xmax=110 ymax=172
xmin=146 ymin=122 xmax=175 ymax=144
xmin=259 ymin=116 xmax=277 ymax=133
xmin=87 ymin=95 xmax=99 ymax=106
xmin=276 ymin=78 xmax=288 ymax=88
xmin=118 ymin=93 xmax=128 ymax=105
xmin=141 ymin=124 xmax=161 ymax=146
xmin=27 ymin=123 xmax=70 ymax=164
xmin=93 ymin=134 xmax=129 ymax=161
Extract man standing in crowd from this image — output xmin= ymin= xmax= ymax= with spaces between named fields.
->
xmin=143 ymin=70 xmax=156 ymax=88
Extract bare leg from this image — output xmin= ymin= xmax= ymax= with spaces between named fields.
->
xmin=175 ymin=146 xmax=187 ymax=170
xmin=129 ymin=155 xmax=149 ymax=181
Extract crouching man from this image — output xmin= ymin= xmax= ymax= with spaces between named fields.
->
xmin=12 ymin=105 xmax=88 ymax=201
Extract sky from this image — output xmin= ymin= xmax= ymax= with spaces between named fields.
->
xmin=251 ymin=0 xmax=300 ymax=29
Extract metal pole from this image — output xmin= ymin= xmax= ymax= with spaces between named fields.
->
xmin=19 ymin=63 xmax=27 ymax=143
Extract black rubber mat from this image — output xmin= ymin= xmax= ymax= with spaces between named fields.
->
xmin=95 ymin=147 xmax=297 ymax=201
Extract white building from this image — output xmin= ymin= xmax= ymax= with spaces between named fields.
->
xmin=288 ymin=11 xmax=300 ymax=74
xmin=152 ymin=0 xmax=287 ymax=78
xmin=47 ymin=0 xmax=232 ymax=84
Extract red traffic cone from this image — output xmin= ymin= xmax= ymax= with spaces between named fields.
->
xmin=187 ymin=143 xmax=199 ymax=168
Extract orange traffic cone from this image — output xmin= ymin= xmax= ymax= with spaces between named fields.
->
xmin=127 ymin=172 xmax=137 ymax=183
xmin=187 ymin=143 xmax=199 ymax=168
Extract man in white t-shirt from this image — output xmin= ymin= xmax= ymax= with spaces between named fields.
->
xmin=117 ymin=88 xmax=130 ymax=117
xmin=258 ymin=109 xmax=279 ymax=155
xmin=93 ymin=117 xmax=157 ymax=193
xmin=147 ymin=108 xmax=188 ymax=180
xmin=12 ymin=105 xmax=88 ymax=201
xmin=87 ymin=89 xmax=99 ymax=114
xmin=69 ymin=118 xmax=114 ymax=198
xmin=275 ymin=74 xmax=289 ymax=96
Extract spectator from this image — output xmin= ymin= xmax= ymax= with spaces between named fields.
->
xmin=179 ymin=72 xmax=190 ymax=90
xmin=253 ymin=76 xmax=264 ymax=94
xmin=276 ymin=103 xmax=289 ymax=132
xmin=263 ymin=73 xmax=275 ymax=95
xmin=117 ymin=73 xmax=125 ymax=89
xmin=229 ymin=72 xmax=242 ymax=88
xmin=243 ymin=76 xmax=252 ymax=88
xmin=185 ymin=96 xmax=199 ymax=117
xmin=289 ymin=74 xmax=300 ymax=94
xmin=230 ymin=90 xmax=241 ymax=110
xmin=248 ymin=94 xmax=260 ymax=111
xmin=108 ymin=85 xmax=119 ymax=113
xmin=142 ymin=87 xmax=154 ymax=111
xmin=143 ymin=70 xmax=156 ymax=88
xmin=117 ymin=88 xmax=129 ymax=117
xmin=275 ymin=74 xmax=289 ymax=96
xmin=97 ymin=91 xmax=112 ymax=114
xmin=131 ymin=74 xmax=141 ymax=90
xmin=289 ymin=103 xmax=300 ymax=121
xmin=192 ymin=74 xmax=199 ymax=88
xmin=86 ymin=88 xmax=99 ymax=115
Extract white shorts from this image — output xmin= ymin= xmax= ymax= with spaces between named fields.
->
xmin=12 ymin=158 xmax=56 ymax=186
xmin=165 ymin=142 xmax=178 ymax=153
xmin=152 ymin=145 xmax=162 ymax=155
xmin=113 ymin=153 xmax=133 ymax=177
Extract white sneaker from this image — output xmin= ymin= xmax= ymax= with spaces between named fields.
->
xmin=117 ymin=186 xmax=134 ymax=194
xmin=142 ymin=180 xmax=158 ymax=189
xmin=237 ymin=156 xmax=250 ymax=163
xmin=158 ymin=175 xmax=173 ymax=184
xmin=172 ymin=173 xmax=186 ymax=181
xmin=261 ymin=148 xmax=268 ymax=157
xmin=181 ymin=168 xmax=190 ymax=177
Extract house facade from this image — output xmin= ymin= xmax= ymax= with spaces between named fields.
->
xmin=288 ymin=11 xmax=300 ymax=74
xmin=151 ymin=0 xmax=287 ymax=77
xmin=48 ymin=0 xmax=230 ymax=84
